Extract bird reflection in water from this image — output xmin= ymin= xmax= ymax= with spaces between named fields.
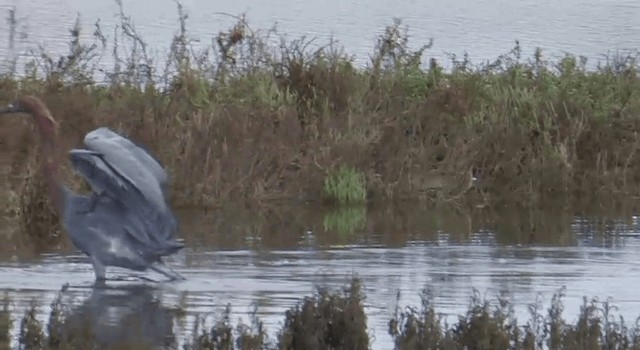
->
xmin=55 ymin=281 xmax=181 ymax=348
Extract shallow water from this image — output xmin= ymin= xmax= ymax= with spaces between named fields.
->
xmin=0 ymin=0 xmax=639 ymax=72
xmin=2 ymin=204 xmax=640 ymax=349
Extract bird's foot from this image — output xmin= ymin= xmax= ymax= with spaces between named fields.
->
xmin=110 ymin=275 xmax=159 ymax=283
xmin=137 ymin=276 xmax=160 ymax=283
xmin=92 ymin=275 xmax=160 ymax=284
xmin=150 ymin=264 xmax=186 ymax=282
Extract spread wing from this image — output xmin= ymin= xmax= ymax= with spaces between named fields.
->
xmin=83 ymin=127 xmax=170 ymax=197
xmin=68 ymin=127 xmax=178 ymax=242
xmin=68 ymin=149 xmax=131 ymax=196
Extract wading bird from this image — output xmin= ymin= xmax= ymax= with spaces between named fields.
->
xmin=0 ymin=96 xmax=185 ymax=281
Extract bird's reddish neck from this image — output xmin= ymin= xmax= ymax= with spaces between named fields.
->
xmin=41 ymin=150 xmax=66 ymax=215
xmin=33 ymin=113 xmax=66 ymax=215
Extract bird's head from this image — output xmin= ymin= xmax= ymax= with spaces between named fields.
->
xmin=0 ymin=95 xmax=59 ymax=149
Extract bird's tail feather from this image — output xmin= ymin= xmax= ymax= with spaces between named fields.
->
xmin=158 ymin=239 xmax=185 ymax=255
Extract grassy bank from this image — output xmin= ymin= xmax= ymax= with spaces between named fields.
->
xmin=0 ymin=4 xmax=639 ymax=217
xmin=3 ymin=278 xmax=640 ymax=349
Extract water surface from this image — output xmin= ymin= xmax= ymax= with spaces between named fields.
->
xmin=2 ymin=204 xmax=640 ymax=349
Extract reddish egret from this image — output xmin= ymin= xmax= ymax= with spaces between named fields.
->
xmin=0 ymin=96 xmax=184 ymax=281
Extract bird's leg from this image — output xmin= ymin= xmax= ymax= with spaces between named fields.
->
xmin=165 ymin=266 xmax=186 ymax=280
xmin=136 ymin=276 xmax=160 ymax=283
xmin=93 ymin=279 xmax=108 ymax=289
xmin=91 ymin=257 xmax=106 ymax=281
xmin=107 ymin=275 xmax=158 ymax=283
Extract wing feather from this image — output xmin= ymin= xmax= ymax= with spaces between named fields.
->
xmin=85 ymin=127 xmax=169 ymax=192
xmin=68 ymin=127 xmax=178 ymax=242
xmin=69 ymin=194 xmax=184 ymax=266
xmin=69 ymin=150 xmax=173 ymax=243
xmin=69 ymin=149 xmax=138 ymax=199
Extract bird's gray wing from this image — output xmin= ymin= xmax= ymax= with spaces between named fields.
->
xmin=81 ymin=127 xmax=177 ymax=236
xmin=69 ymin=194 xmax=183 ymax=270
xmin=69 ymin=148 xmax=178 ymax=242
xmin=84 ymin=127 xmax=169 ymax=193
xmin=68 ymin=149 xmax=134 ymax=198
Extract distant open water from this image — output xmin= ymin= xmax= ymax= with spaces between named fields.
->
xmin=0 ymin=0 xmax=638 ymax=77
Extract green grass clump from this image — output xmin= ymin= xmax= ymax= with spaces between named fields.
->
xmin=323 ymin=166 xmax=367 ymax=205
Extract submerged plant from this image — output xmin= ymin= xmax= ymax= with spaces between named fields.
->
xmin=323 ymin=206 xmax=367 ymax=237
xmin=0 ymin=294 xmax=12 ymax=350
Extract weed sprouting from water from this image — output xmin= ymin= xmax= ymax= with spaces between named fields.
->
xmin=162 ymin=278 xmax=369 ymax=350
xmin=6 ymin=279 xmax=640 ymax=349
xmin=388 ymin=285 xmax=640 ymax=350
xmin=388 ymin=288 xmax=519 ymax=349
xmin=0 ymin=294 xmax=12 ymax=350
xmin=188 ymin=304 xmax=272 ymax=350
xmin=278 ymin=277 xmax=369 ymax=350
xmin=18 ymin=302 xmax=45 ymax=349
xmin=189 ymin=306 xmax=234 ymax=350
